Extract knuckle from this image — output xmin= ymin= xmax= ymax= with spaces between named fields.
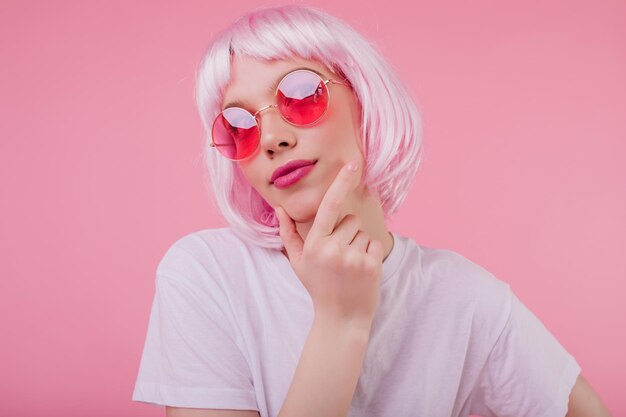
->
xmin=352 ymin=233 xmax=367 ymax=249
xmin=363 ymin=256 xmax=379 ymax=274
xmin=342 ymin=214 xmax=359 ymax=230
xmin=321 ymin=240 xmax=342 ymax=261
xmin=351 ymin=215 xmax=361 ymax=229
xmin=340 ymin=257 xmax=354 ymax=271
xmin=342 ymin=250 xmax=361 ymax=270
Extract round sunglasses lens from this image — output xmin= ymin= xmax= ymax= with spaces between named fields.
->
xmin=277 ymin=71 xmax=329 ymax=125
xmin=212 ymin=108 xmax=259 ymax=160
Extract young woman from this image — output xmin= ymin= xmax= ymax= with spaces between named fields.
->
xmin=132 ymin=5 xmax=611 ymax=417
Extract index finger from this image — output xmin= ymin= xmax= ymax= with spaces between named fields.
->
xmin=309 ymin=160 xmax=361 ymax=239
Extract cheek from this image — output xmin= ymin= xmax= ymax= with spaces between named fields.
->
xmin=238 ymin=164 xmax=264 ymax=190
xmin=322 ymin=99 xmax=362 ymax=153
xmin=320 ymin=122 xmax=361 ymax=157
xmin=240 ymin=164 xmax=277 ymax=205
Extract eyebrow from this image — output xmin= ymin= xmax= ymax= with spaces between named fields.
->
xmin=222 ymin=66 xmax=326 ymax=111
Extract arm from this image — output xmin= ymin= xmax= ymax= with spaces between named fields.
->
xmin=276 ymin=312 xmax=372 ymax=417
xmin=565 ymin=374 xmax=612 ymax=417
xmin=273 ymin=161 xmax=381 ymax=417
xmin=164 ymin=313 xmax=371 ymax=417
xmin=165 ymin=162 xmax=375 ymax=417
xmin=165 ymin=409 xmax=259 ymax=417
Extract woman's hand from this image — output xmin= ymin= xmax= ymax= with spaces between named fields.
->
xmin=275 ymin=160 xmax=384 ymax=326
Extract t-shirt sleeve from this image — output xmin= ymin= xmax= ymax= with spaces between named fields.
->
xmin=469 ymin=287 xmax=582 ymax=417
xmin=132 ymin=244 xmax=259 ymax=411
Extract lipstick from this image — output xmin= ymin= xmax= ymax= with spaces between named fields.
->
xmin=271 ymin=160 xmax=317 ymax=189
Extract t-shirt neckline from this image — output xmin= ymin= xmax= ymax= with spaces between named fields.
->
xmin=381 ymin=231 xmax=406 ymax=284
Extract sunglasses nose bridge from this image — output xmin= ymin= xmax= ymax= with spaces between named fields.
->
xmin=253 ymin=104 xmax=278 ymax=120
xmin=253 ymin=104 xmax=289 ymax=142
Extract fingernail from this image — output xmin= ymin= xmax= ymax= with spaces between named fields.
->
xmin=347 ymin=160 xmax=358 ymax=172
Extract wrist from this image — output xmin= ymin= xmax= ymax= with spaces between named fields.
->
xmin=313 ymin=309 xmax=374 ymax=340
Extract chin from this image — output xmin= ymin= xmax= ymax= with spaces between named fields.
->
xmin=279 ymin=181 xmax=328 ymax=223
xmin=287 ymin=206 xmax=317 ymax=223
xmin=284 ymin=196 xmax=322 ymax=223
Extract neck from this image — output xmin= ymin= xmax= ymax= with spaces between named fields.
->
xmin=286 ymin=183 xmax=394 ymax=262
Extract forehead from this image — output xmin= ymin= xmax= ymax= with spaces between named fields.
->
xmin=221 ymin=55 xmax=334 ymax=110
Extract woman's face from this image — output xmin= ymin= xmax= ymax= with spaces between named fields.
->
xmin=221 ymin=55 xmax=364 ymax=223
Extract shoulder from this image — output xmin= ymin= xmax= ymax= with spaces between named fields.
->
xmin=418 ymin=245 xmax=507 ymax=290
xmin=155 ymin=227 xmax=268 ymax=288
xmin=159 ymin=227 xmax=258 ymax=266
xmin=168 ymin=227 xmax=252 ymax=254
xmin=417 ymin=244 xmax=512 ymax=332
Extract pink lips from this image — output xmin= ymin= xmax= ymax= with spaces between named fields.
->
xmin=271 ymin=159 xmax=317 ymax=189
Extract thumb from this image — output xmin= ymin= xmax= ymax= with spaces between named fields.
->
xmin=275 ymin=206 xmax=304 ymax=262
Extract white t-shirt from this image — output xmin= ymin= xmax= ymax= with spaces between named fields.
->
xmin=132 ymin=227 xmax=581 ymax=417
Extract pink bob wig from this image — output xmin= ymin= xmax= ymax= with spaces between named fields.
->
xmin=194 ymin=5 xmax=423 ymax=250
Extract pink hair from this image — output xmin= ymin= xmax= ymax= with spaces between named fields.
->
xmin=194 ymin=5 xmax=423 ymax=249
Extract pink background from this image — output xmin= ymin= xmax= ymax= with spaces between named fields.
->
xmin=1 ymin=1 xmax=624 ymax=416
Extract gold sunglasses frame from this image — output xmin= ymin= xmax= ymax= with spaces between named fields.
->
xmin=210 ymin=68 xmax=350 ymax=161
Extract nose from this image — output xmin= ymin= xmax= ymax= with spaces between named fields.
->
xmin=256 ymin=105 xmax=297 ymax=157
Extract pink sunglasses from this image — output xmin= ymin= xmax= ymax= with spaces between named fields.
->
xmin=210 ymin=68 xmax=350 ymax=161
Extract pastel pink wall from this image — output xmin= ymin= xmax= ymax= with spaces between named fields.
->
xmin=0 ymin=1 xmax=623 ymax=415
